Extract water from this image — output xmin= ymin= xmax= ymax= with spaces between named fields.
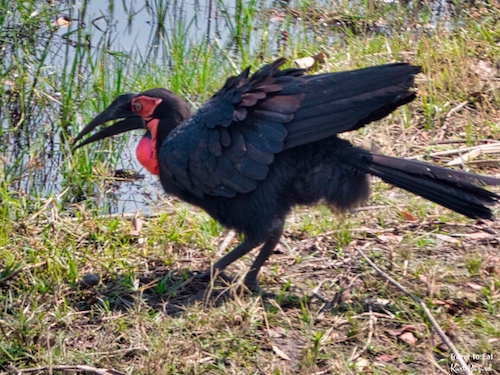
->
xmin=60 ymin=1 xmax=236 ymax=62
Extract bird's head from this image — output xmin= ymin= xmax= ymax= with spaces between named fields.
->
xmin=73 ymin=88 xmax=190 ymax=175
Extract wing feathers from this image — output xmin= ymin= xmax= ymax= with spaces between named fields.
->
xmin=162 ymin=59 xmax=420 ymax=198
xmin=283 ymin=64 xmax=421 ymax=148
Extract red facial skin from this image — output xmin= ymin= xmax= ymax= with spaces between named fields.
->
xmin=132 ymin=96 xmax=162 ymax=175
xmin=136 ymin=129 xmax=159 ymax=175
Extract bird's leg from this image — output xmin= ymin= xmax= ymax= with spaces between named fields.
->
xmin=198 ymin=218 xmax=284 ymax=291
xmin=244 ymin=218 xmax=284 ymax=292
xmin=197 ymin=236 xmax=262 ymax=280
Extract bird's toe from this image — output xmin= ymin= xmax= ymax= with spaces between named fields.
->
xmin=196 ymin=268 xmax=232 ymax=283
xmin=244 ymin=276 xmax=265 ymax=295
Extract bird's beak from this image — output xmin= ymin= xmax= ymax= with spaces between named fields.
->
xmin=73 ymin=93 xmax=145 ymax=150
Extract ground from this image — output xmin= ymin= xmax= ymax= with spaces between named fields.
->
xmin=2 ymin=178 xmax=499 ymax=374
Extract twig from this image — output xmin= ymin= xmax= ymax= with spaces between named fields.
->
xmin=25 ymin=188 xmax=70 ymax=224
xmin=429 ymin=139 xmax=467 ymax=145
xmin=408 ymin=141 xmax=500 ymax=161
xmin=87 ymin=211 xmax=162 ymax=221
xmin=217 ymin=230 xmax=236 ymax=256
xmin=351 ymin=205 xmax=387 ymax=212
xmin=357 ymin=245 xmax=473 ymax=375
xmin=6 ymin=364 xmax=125 ymax=375
xmin=0 ymin=261 xmax=47 ymax=286
xmin=349 ymin=305 xmax=375 ymax=363
xmin=445 ymin=100 xmax=468 ymax=118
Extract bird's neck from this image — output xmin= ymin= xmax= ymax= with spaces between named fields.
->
xmin=137 ymin=104 xmax=191 ymax=176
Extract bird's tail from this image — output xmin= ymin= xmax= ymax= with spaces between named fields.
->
xmin=343 ymin=149 xmax=500 ymax=219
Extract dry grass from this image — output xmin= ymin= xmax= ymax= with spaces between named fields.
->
xmin=1 ymin=199 xmax=499 ymax=374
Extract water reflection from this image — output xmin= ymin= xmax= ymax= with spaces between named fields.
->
xmin=78 ymin=1 xmax=236 ymax=61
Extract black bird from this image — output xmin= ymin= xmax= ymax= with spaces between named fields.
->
xmin=74 ymin=59 xmax=500 ymax=291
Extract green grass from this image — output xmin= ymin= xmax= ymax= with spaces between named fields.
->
xmin=1 ymin=0 xmax=500 ymax=373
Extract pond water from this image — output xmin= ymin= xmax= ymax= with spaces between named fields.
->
xmin=62 ymin=1 xmax=239 ymax=62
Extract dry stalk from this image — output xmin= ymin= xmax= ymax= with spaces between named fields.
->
xmin=6 ymin=364 xmax=125 ymax=375
xmin=357 ymin=244 xmax=473 ymax=375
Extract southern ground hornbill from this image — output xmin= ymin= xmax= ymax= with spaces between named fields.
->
xmin=74 ymin=58 xmax=500 ymax=291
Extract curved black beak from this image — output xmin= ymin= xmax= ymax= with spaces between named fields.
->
xmin=73 ymin=93 xmax=145 ymax=150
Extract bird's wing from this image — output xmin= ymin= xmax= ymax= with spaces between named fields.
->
xmin=160 ymin=59 xmax=420 ymax=198
xmin=283 ymin=63 xmax=421 ymax=149
xmin=159 ymin=58 xmax=307 ymax=198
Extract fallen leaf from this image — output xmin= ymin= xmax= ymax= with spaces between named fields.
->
xmin=266 ymin=327 xmax=286 ymax=339
xmin=400 ymin=211 xmax=418 ymax=221
xmin=377 ymin=234 xmax=403 ymax=243
xmin=342 ymin=288 xmax=353 ymax=303
xmin=418 ymin=274 xmax=428 ymax=284
xmin=376 ymin=354 xmax=398 ymax=362
xmin=375 ymin=298 xmax=391 ymax=307
xmin=270 ymin=10 xmax=286 ymax=22
xmin=313 ymin=51 xmax=329 ymax=63
xmin=355 ymin=357 xmax=370 ymax=370
xmin=466 ymin=232 xmax=494 ymax=240
xmin=130 ymin=217 xmax=144 ymax=236
xmin=466 ymin=282 xmax=482 ymax=291
xmin=397 ymin=323 xmax=426 ymax=335
xmin=54 ymin=16 xmax=71 ymax=27
xmin=436 ymin=341 xmax=449 ymax=352
xmin=435 ymin=234 xmax=459 ymax=244
xmin=431 ymin=299 xmax=450 ymax=306
xmin=398 ymin=331 xmax=418 ymax=345
xmin=294 ymin=56 xmax=315 ymax=69
xmin=271 ymin=344 xmax=291 ymax=361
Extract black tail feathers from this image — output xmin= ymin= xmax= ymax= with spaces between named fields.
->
xmin=344 ymin=149 xmax=500 ymax=219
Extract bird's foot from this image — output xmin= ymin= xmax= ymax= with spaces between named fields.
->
xmin=197 ymin=269 xmax=265 ymax=295
xmin=196 ymin=268 xmax=232 ymax=284
xmin=243 ymin=276 xmax=266 ymax=295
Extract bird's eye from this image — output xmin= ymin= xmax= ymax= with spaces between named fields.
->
xmin=132 ymin=101 xmax=142 ymax=112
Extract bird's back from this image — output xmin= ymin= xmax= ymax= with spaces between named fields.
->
xmin=158 ymin=60 xmax=419 ymax=203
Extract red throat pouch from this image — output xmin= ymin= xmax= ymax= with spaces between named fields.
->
xmin=136 ymin=134 xmax=160 ymax=175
